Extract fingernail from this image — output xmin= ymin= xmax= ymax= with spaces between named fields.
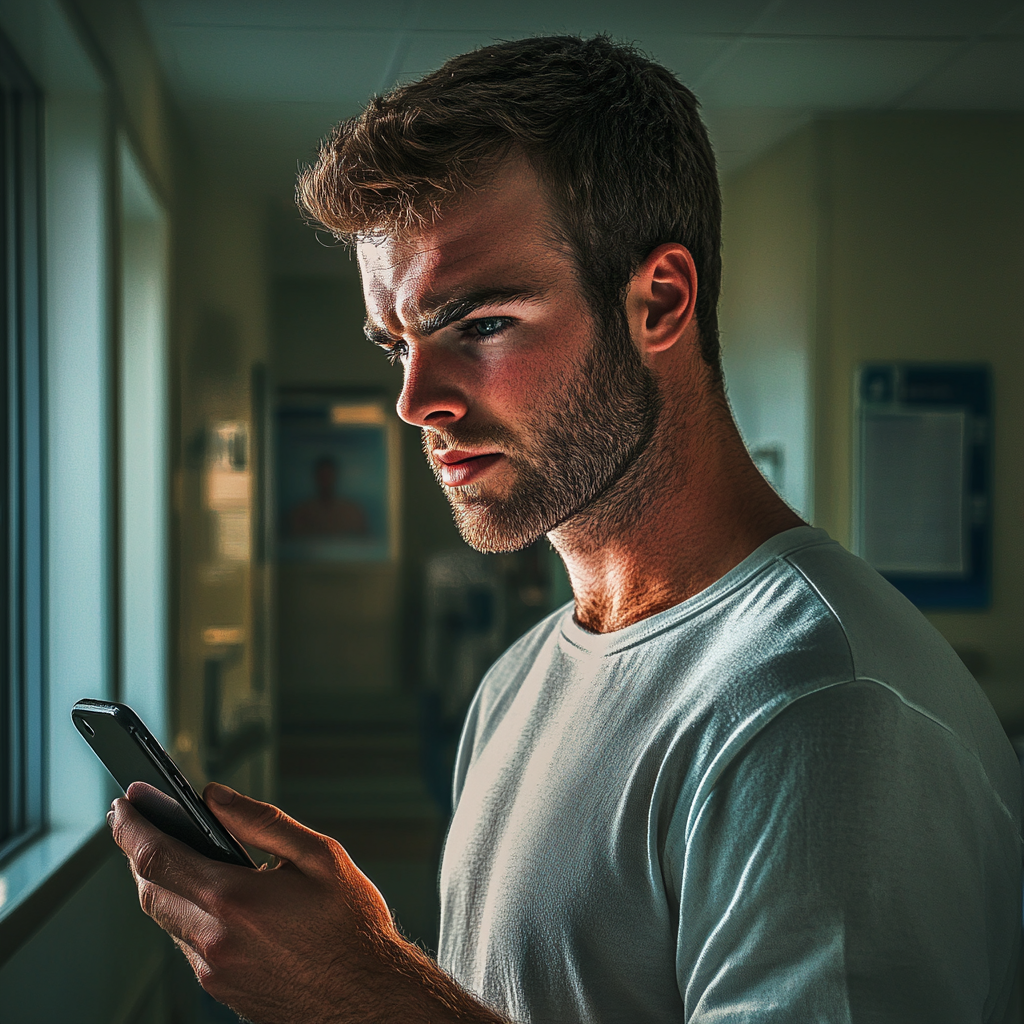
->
xmin=207 ymin=783 xmax=235 ymax=805
xmin=106 ymin=810 xmax=114 ymax=829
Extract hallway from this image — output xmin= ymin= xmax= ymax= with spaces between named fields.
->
xmin=0 ymin=2 xmax=1020 ymax=1022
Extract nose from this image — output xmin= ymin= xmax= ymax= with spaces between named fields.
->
xmin=395 ymin=344 xmax=469 ymax=429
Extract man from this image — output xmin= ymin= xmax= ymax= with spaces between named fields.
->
xmin=287 ymin=455 xmax=369 ymax=538
xmin=111 ymin=36 xmax=1021 ymax=1023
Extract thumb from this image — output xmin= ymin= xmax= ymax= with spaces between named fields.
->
xmin=203 ymin=783 xmax=331 ymax=873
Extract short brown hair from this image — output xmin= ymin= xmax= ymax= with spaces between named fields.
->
xmin=297 ymin=34 xmax=723 ymax=378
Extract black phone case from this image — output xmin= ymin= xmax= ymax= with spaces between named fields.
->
xmin=72 ymin=698 xmax=255 ymax=868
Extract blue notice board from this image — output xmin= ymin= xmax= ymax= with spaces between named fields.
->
xmin=854 ymin=363 xmax=991 ymax=610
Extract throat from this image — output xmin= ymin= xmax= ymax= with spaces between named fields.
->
xmin=548 ymin=406 xmax=805 ymax=635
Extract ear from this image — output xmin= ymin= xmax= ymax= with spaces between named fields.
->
xmin=625 ymin=243 xmax=698 ymax=357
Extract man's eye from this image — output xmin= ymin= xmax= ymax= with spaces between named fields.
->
xmin=378 ymin=340 xmax=407 ymax=365
xmin=461 ymin=317 xmax=512 ymax=339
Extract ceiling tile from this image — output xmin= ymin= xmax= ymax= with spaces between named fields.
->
xmin=898 ymin=39 xmax=1024 ymax=108
xmin=136 ymin=0 xmax=1024 ymax=196
xmin=396 ymin=30 xmax=731 ymax=88
xmin=697 ymin=37 xmax=959 ymax=108
xmin=156 ymin=26 xmax=399 ymax=103
xmin=397 ymin=0 xmax=769 ymax=36
xmin=139 ymin=0 xmax=415 ymax=31
xmin=995 ymin=4 xmax=1024 ymax=33
xmin=397 ymin=30 xmax=536 ymax=81
xmin=141 ymin=0 xmax=770 ymax=36
xmin=702 ymin=107 xmax=813 ymax=172
xmin=759 ymin=0 xmax=1020 ymax=38
xmin=639 ymin=36 xmax=738 ymax=89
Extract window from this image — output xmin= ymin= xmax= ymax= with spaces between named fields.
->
xmin=0 ymin=29 xmax=42 ymax=860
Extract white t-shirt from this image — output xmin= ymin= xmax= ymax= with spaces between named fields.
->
xmin=438 ymin=527 xmax=1022 ymax=1023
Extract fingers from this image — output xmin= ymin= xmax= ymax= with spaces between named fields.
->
xmin=170 ymin=934 xmax=223 ymax=1002
xmin=203 ymin=784 xmax=342 ymax=877
xmin=134 ymin=864 xmax=226 ymax=955
xmin=174 ymin=936 xmax=210 ymax=983
xmin=110 ymin=797 xmax=242 ymax=912
xmin=111 ymin=800 xmax=235 ymax=958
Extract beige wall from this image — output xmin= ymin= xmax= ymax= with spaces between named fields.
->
xmin=817 ymin=114 xmax=1024 ymax=693
xmin=720 ymin=127 xmax=817 ymax=518
xmin=721 ymin=113 xmax=1024 ymax=710
xmin=172 ymin=176 xmax=272 ymax=793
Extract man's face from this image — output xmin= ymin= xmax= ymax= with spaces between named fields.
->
xmin=314 ymin=461 xmax=336 ymax=499
xmin=357 ymin=161 xmax=659 ymax=552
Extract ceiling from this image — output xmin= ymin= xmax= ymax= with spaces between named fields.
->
xmin=137 ymin=0 xmax=1024 ymax=196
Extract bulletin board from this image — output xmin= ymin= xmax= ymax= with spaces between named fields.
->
xmin=853 ymin=363 xmax=991 ymax=609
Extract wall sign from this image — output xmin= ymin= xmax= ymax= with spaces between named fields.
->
xmin=853 ymin=363 xmax=991 ymax=609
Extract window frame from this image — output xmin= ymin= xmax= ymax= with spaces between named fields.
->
xmin=0 ymin=25 xmax=44 ymax=864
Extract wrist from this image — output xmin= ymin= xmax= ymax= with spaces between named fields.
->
xmin=366 ymin=934 xmax=508 ymax=1024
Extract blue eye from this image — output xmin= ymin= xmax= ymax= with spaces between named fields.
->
xmin=464 ymin=317 xmax=510 ymax=338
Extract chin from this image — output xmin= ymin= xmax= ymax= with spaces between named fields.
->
xmin=451 ymin=503 xmax=549 ymax=554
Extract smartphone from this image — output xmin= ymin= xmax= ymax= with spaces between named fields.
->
xmin=72 ymin=698 xmax=255 ymax=868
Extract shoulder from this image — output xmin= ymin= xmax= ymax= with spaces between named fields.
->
xmin=649 ymin=532 xmax=1017 ymax=843
xmin=780 ymin=539 xmax=1017 ymax=798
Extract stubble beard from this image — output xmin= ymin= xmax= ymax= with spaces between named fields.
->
xmin=423 ymin=307 xmax=662 ymax=554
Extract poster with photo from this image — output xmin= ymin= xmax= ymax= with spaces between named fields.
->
xmin=275 ymin=394 xmax=399 ymax=562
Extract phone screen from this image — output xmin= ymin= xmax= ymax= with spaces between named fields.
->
xmin=72 ymin=700 xmax=254 ymax=866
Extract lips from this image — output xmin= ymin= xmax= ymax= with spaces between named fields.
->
xmin=433 ymin=449 xmax=504 ymax=487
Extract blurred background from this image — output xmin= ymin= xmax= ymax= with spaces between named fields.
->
xmin=0 ymin=1 xmax=1020 ymax=1021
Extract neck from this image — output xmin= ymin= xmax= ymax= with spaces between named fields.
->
xmin=548 ymin=387 xmax=804 ymax=633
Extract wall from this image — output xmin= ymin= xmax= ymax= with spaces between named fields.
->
xmin=0 ymin=857 xmax=179 ymax=1023
xmin=120 ymin=140 xmax=171 ymax=746
xmin=172 ymin=172 xmax=273 ymax=797
xmin=272 ymin=269 xmax=402 ymax=722
xmin=720 ymin=127 xmax=816 ymax=518
xmin=721 ymin=113 xmax=1024 ymax=716
xmin=817 ymin=114 xmax=1024 ymax=698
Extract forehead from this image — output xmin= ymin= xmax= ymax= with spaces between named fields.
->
xmin=356 ymin=162 xmax=568 ymax=317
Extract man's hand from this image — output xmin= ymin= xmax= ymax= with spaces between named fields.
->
xmin=109 ymin=783 xmax=504 ymax=1024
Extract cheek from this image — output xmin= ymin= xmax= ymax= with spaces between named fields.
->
xmin=476 ymin=325 xmax=590 ymax=419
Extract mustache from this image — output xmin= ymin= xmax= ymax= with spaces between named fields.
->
xmin=422 ymin=423 xmax=520 ymax=453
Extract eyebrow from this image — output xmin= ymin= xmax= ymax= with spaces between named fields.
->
xmin=363 ymin=287 xmax=543 ymax=346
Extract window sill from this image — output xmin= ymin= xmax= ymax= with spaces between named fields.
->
xmin=0 ymin=824 xmax=112 ymax=967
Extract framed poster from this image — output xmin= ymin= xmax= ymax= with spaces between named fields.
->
xmin=275 ymin=391 xmax=400 ymax=562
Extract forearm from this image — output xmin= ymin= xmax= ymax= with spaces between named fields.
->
xmin=353 ymin=935 xmax=512 ymax=1024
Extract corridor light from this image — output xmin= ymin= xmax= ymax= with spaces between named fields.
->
xmin=203 ymin=627 xmax=245 ymax=646
xmin=331 ymin=403 xmax=386 ymax=425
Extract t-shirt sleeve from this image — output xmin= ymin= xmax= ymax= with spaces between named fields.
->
xmin=671 ymin=679 xmax=1020 ymax=1024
